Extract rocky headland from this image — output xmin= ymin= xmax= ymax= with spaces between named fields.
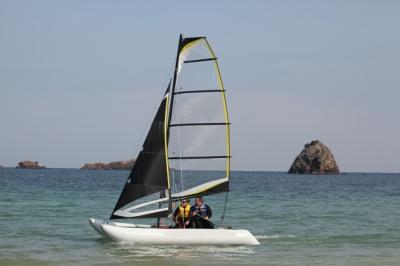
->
xmin=80 ymin=159 xmax=135 ymax=170
xmin=16 ymin=161 xmax=46 ymax=169
xmin=288 ymin=140 xmax=340 ymax=175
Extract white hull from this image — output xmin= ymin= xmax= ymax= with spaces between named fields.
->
xmin=89 ymin=218 xmax=259 ymax=245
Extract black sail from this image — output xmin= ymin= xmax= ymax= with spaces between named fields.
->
xmin=110 ymin=88 xmax=169 ymax=219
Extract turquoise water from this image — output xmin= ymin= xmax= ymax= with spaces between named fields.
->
xmin=0 ymin=168 xmax=399 ymax=265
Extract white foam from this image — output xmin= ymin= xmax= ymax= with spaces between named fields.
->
xmin=255 ymin=234 xmax=296 ymax=240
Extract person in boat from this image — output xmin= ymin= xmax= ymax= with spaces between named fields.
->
xmin=172 ymin=199 xmax=191 ymax=228
xmin=190 ymin=196 xmax=214 ymax=229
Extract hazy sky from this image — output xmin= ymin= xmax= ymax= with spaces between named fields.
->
xmin=1 ymin=1 xmax=399 ymax=172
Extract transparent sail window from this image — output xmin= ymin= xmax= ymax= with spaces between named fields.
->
xmin=171 ymin=92 xmax=226 ymax=124
xmin=168 ymin=125 xmax=227 ymax=158
xmin=179 ymin=39 xmax=213 ymax=66
xmin=176 ymin=60 xmax=220 ymax=93
xmin=168 ymin=158 xmax=227 ymax=195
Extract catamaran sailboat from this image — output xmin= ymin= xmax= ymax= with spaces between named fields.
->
xmin=89 ymin=35 xmax=259 ymax=245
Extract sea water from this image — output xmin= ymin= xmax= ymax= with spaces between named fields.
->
xmin=0 ymin=168 xmax=399 ymax=265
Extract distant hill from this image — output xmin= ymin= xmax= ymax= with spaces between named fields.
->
xmin=80 ymin=159 xmax=135 ymax=170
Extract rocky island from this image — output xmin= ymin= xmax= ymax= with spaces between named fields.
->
xmin=16 ymin=161 xmax=46 ymax=169
xmin=288 ymin=140 xmax=340 ymax=174
xmin=80 ymin=159 xmax=135 ymax=170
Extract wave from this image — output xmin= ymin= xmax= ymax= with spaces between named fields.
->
xmin=107 ymin=243 xmax=256 ymax=261
xmin=255 ymin=234 xmax=296 ymax=240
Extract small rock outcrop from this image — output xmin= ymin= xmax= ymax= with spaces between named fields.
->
xmin=16 ymin=161 xmax=46 ymax=169
xmin=288 ymin=140 xmax=340 ymax=174
xmin=80 ymin=159 xmax=135 ymax=170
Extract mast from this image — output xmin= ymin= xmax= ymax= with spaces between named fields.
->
xmin=167 ymin=34 xmax=183 ymax=135
xmin=156 ymin=35 xmax=182 ymax=227
xmin=164 ymin=34 xmax=184 ymax=221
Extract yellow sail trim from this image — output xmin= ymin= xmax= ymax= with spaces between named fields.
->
xmin=180 ymin=38 xmax=204 ymax=55
xmin=204 ymin=39 xmax=231 ymax=180
xmin=163 ymin=93 xmax=171 ymax=189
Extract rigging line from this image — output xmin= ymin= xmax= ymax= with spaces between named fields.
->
xmin=171 ymin=124 xmax=178 ymax=204
xmin=171 ymin=168 xmax=177 ymax=216
xmin=218 ymin=189 xmax=230 ymax=228
xmin=172 ymin=168 xmax=177 ymax=195
xmin=177 ymin=117 xmax=186 ymax=226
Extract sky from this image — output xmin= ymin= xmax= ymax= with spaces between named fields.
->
xmin=1 ymin=1 xmax=399 ymax=172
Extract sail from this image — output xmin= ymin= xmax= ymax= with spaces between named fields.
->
xmin=110 ymin=88 xmax=170 ymax=219
xmin=109 ymin=35 xmax=230 ymax=220
xmin=167 ymin=36 xmax=231 ymax=200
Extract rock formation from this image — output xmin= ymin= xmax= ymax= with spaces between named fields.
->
xmin=80 ymin=162 xmax=110 ymax=170
xmin=16 ymin=161 xmax=46 ymax=169
xmin=288 ymin=140 xmax=340 ymax=174
xmin=107 ymin=160 xmax=135 ymax=170
xmin=80 ymin=159 xmax=135 ymax=170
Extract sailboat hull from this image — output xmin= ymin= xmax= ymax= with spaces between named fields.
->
xmin=89 ymin=218 xmax=106 ymax=237
xmin=89 ymin=218 xmax=259 ymax=245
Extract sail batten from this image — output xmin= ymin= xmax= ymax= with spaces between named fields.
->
xmin=113 ymin=207 xmax=170 ymax=219
xmin=169 ymin=156 xmax=231 ymax=160
xmin=169 ymin=122 xmax=230 ymax=127
xmin=174 ymin=89 xmax=225 ymax=95
xmin=184 ymin=57 xmax=217 ymax=63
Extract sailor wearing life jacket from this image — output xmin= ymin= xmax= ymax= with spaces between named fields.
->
xmin=190 ymin=196 xmax=213 ymax=228
xmin=173 ymin=199 xmax=191 ymax=228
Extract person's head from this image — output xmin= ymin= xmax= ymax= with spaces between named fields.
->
xmin=181 ymin=199 xmax=188 ymax=206
xmin=195 ymin=196 xmax=203 ymax=206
